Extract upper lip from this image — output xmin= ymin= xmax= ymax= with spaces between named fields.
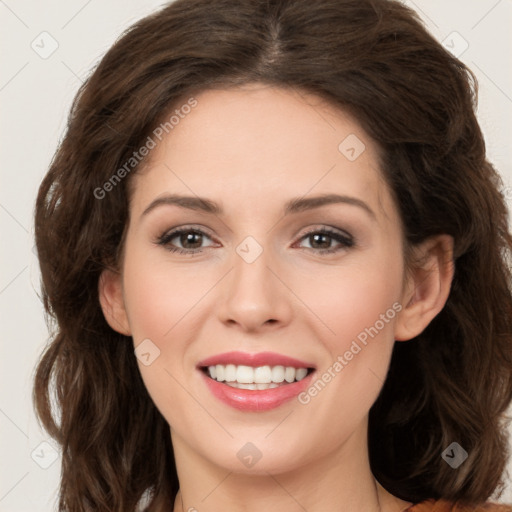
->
xmin=197 ymin=351 xmax=316 ymax=369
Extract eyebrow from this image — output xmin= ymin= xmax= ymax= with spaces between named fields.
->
xmin=141 ymin=193 xmax=376 ymax=220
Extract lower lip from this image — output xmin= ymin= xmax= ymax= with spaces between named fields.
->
xmin=199 ymin=369 xmax=315 ymax=412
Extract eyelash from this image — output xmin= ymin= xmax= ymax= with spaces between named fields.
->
xmin=156 ymin=225 xmax=355 ymax=256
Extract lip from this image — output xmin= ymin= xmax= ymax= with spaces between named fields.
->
xmin=197 ymin=351 xmax=315 ymax=369
xmin=199 ymin=369 xmax=316 ymax=412
xmin=196 ymin=351 xmax=316 ymax=412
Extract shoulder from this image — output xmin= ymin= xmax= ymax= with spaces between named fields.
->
xmin=407 ymin=498 xmax=512 ymax=512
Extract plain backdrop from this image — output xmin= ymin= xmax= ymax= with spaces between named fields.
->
xmin=1 ymin=0 xmax=512 ymax=510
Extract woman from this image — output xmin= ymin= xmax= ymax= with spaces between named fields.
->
xmin=33 ymin=0 xmax=512 ymax=510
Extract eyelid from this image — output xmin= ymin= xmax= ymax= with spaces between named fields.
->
xmin=156 ymin=223 xmax=355 ymax=256
xmin=156 ymin=224 xmax=219 ymax=246
xmin=296 ymin=225 xmax=353 ymax=241
xmin=158 ymin=223 xmax=216 ymax=239
xmin=292 ymin=225 xmax=355 ymax=251
xmin=156 ymin=224 xmax=352 ymax=242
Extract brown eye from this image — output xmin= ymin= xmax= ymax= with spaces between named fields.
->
xmin=157 ymin=227 xmax=217 ymax=254
xmin=177 ymin=231 xmax=203 ymax=249
xmin=296 ymin=228 xmax=354 ymax=255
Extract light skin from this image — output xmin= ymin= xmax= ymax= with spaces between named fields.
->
xmin=99 ymin=83 xmax=454 ymax=512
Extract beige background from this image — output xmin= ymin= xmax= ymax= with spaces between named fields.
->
xmin=1 ymin=0 xmax=511 ymax=509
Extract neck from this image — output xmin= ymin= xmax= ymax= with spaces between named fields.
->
xmin=169 ymin=418 xmax=411 ymax=512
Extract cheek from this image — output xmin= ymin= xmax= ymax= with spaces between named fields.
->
xmin=120 ymin=248 xmax=207 ymax=422
xmin=308 ymin=248 xmax=403 ymax=347
xmin=122 ymin=248 xmax=209 ymax=341
xmin=296 ymin=260 xmax=402 ymax=432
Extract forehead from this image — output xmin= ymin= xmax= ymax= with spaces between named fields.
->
xmin=129 ymin=84 xmax=394 ymax=222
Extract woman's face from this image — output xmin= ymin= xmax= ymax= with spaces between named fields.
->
xmin=108 ymin=83 xmax=412 ymax=474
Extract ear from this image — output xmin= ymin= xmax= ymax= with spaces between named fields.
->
xmin=394 ymin=234 xmax=455 ymax=342
xmin=98 ymin=268 xmax=132 ymax=336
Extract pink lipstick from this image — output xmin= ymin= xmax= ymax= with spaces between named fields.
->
xmin=198 ymin=351 xmax=314 ymax=369
xmin=197 ymin=351 xmax=316 ymax=412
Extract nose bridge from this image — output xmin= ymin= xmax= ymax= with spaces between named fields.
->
xmin=232 ymin=234 xmax=274 ymax=304
xmin=218 ymin=235 xmax=291 ymax=330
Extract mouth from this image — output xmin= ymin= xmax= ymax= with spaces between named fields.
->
xmin=200 ymin=364 xmax=315 ymax=390
xmin=196 ymin=351 xmax=317 ymax=411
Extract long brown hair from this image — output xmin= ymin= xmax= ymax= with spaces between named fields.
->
xmin=33 ymin=0 xmax=512 ymax=510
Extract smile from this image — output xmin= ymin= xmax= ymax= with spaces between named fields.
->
xmin=197 ymin=351 xmax=316 ymax=411
xmin=203 ymin=364 xmax=311 ymax=390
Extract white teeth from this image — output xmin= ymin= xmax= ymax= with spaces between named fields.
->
xmin=236 ymin=365 xmax=254 ymax=383
xmin=271 ymin=365 xmax=285 ymax=383
xmin=225 ymin=364 xmax=237 ymax=382
xmin=206 ymin=364 xmax=311 ymax=384
xmin=215 ymin=364 xmax=225 ymax=382
xmin=225 ymin=382 xmax=280 ymax=390
xmin=284 ymin=366 xmax=295 ymax=383
xmin=254 ymin=365 xmax=272 ymax=383
xmin=296 ymin=368 xmax=308 ymax=381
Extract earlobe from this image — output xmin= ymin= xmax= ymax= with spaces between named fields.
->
xmin=394 ymin=234 xmax=455 ymax=342
xmin=98 ymin=268 xmax=132 ymax=336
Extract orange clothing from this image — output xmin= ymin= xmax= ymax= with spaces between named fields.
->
xmin=407 ymin=499 xmax=512 ymax=511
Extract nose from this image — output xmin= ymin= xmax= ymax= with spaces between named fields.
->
xmin=217 ymin=241 xmax=293 ymax=333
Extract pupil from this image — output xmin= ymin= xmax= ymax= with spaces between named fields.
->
xmin=182 ymin=232 xmax=202 ymax=248
xmin=312 ymin=233 xmax=330 ymax=249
